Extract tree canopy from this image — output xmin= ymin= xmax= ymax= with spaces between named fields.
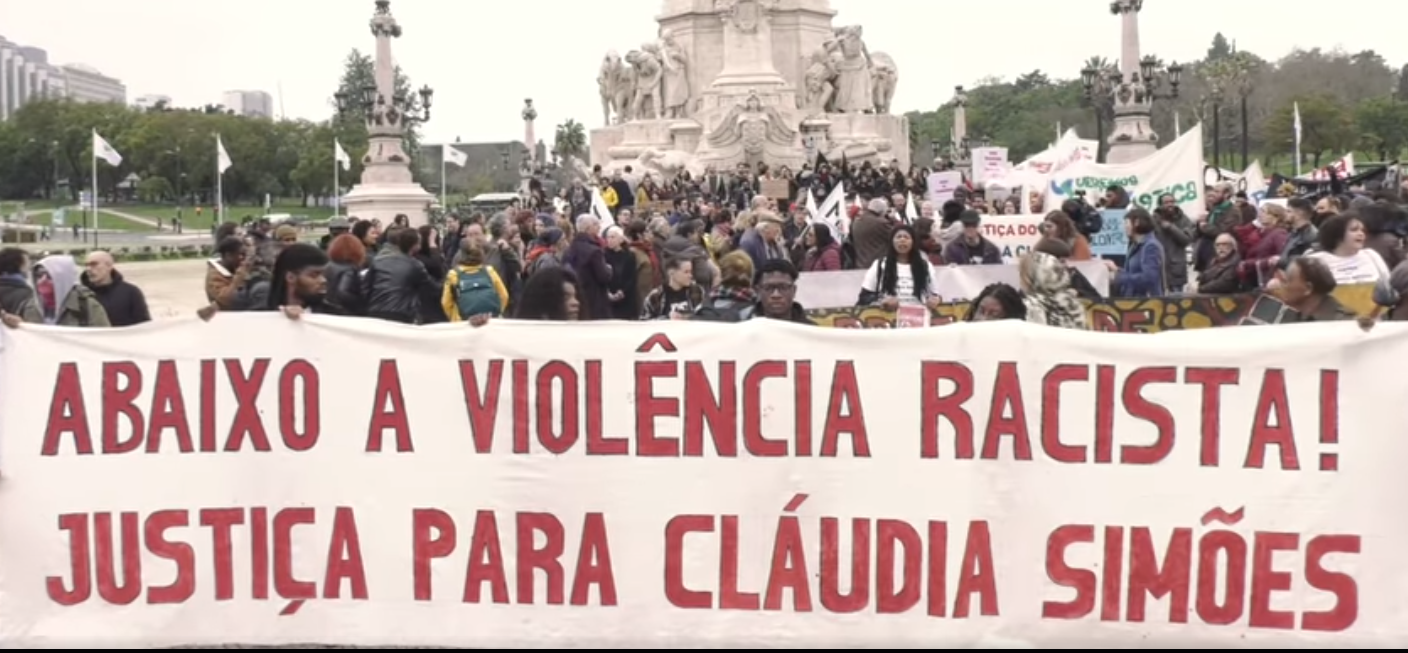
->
xmin=907 ymin=36 xmax=1403 ymax=171
xmin=0 ymin=48 xmax=426 ymax=203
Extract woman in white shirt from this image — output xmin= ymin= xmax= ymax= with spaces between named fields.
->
xmin=858 ymin=225 xmax=943 ymax=311
xmin=1307 ymin=214 xmax=1390 ymax=285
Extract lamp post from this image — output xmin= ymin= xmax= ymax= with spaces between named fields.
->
xmin=1081 ymin=56 xmax=1182 ymax=164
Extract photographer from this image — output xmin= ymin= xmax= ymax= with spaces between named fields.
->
xmin=1152 ymin=194 xmax=1197 ymax=292
xmin=1061 ymin=197 xmax=1104 ymax=240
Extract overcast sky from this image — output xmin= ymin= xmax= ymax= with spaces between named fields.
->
xmin=5 ymin=0 xmax=1407 ymax=146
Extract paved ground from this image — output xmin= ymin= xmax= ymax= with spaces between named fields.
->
xmin=117 ymin=259 xmax=211 ymax=319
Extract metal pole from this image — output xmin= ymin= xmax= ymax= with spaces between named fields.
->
xmin=91 ymin=144 xmax=98 ymax=249
xmin=1240 ymin=95 xmax=1250 ymax=171
xmin=1212 ymin=103 xmax=1221 ymax=171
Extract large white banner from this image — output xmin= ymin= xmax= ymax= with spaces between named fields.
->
xmin=3 ymin=316 xmax=1407 ymax=647
xmin=1045 ymin=124 xmax=1207 ymax=218
xmin=1012 ymin=128 xmax=1098 ymax=176
xmin=795 ymin=259 xmax=1110 ymax=308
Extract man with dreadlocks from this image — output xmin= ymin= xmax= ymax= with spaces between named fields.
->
xmin=197 ymin=243 xmax=344 ymax=321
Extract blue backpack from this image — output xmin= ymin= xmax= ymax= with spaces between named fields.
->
xmin=455 ymin=268 xmax=502 ymax=318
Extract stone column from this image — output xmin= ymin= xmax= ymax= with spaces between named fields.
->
xmin=1105 ymin=0 xmax=1158 ymax=164
xmin=951 ymin=86 xmax=967 ymax=154
xmin=522 ymin=99 xmax=538 ymax=166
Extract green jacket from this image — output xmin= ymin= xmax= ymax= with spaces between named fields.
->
xmin=49 ymin=286 xmax=111 ymax=327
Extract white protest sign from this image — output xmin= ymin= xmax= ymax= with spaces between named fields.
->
xmin=1045 ymin=124 xmax=1206 ymax=218
xmin=971 ymin=147 xmax=1010 ymax=185
xmin=2 ymin=316 xmax=1405 ymax=647
xmin=927 ymin=171 xmax=964 ymax=205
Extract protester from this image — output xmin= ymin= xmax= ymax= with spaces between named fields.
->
xmin=754 ymin=258 xmax=813 ymax=324
xmin=802 ymin=222 xmax=843 ymax=271
xmin=320 ymin=216 xmax=351 ymax=250
xmin=443 ymin=238 xmax=509 ymax=321
xmin=858 ymin=225 xmax=941 ymax=309
xmin=1196 ymin=234 xmax=1243 ymax=295
xmin=850 ymin=198 xmax=893 ymax=270
xmin=965 ymin=283 xmax=1026 ymax=322
xmin=325 ymin=234 xmax=367 ymax=315
xmin=1033 ymin=238 xmax=1103 ymax=300
xmin=363 ymin=227 xmax=437 ymax=324
xmin=1237 ymin=204 xmax=1290 ymax=289
xmin=81 ymin=251 xmax=150 ymax=326
xmin=626 ymin=218 xmax=661 ymax=317
xmin=205 ymin=236 xmax=251 ymax=309
xmin=258 ymin=243 xmax=343 ymax=315
xmin=942 ymin=210 xmax=1003 ymax=265
xmin=1307 ymin=213 xmax=1390 ymax=285
xmin=513 ymin=266 xmax=581 ymax=321
xmin=602 ymin=224 xmax=639 ymax=320
xmin=1280 ymin=257 xmax=1356 ymax=322
xmin=563 ymin=214 xmax=613 ymax=320
xmin=641 ymin=257 xmax=704 ymax=320
xmin=694 ymin=251 xmax=759 ymax=322
xmin=1041 ymin=211 xmax=1093 ymax=261
xmin=1152 ymin=194 xmax=1196 ymax=289
xmin=1020 ymin=251 xmax=1087 ymax=329
xmin=525 ymin=228 xmax=568 ymax=276
xmin=0 ymin=247 xmax=39 ymax=323
xmin=1109 ymin=208 xmax=1166 ymax=297
xmin=32 ymin=255 xmax=109 ymax=327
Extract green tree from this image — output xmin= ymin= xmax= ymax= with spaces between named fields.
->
xmin=1354 ymin=97 xmax=1408 ymax=160
xmin=1263 ymin=95 xmax=1357 ymax=167
xmin=554 ymin=119 xmax=587 ymax=162
xmin=332 ymin=49 xmax=421 ymax=182
xmin=1207 ymin=33 xmax=1234 ymax=62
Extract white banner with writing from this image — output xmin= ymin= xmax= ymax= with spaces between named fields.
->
xmin=796 ymin=259 xmax=1110 ymax=309
xmin=970 ymin=147 xmax=1011 ymax=185
xmin=2 ymin=317 xmax=1407 ymax=647
xmin=1045 ymin=124 xmax=1207 ymax=218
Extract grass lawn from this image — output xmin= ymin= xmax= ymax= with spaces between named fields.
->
xmin=26 ymin=210 xmax=147 ymax=232
xmin=0 ymin=199 xmax=66 ymax=215
xmin=109 ymin=204 xmax=336 ymax=230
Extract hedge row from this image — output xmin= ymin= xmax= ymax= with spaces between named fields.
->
xmin=43 ymin=244 xmax=216 ymax=264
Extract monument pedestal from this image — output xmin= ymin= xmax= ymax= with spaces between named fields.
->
xmin=343 ymin=132 xmax=435 ymax=226
xmin=341 ymin=184 xmax=434 ymax=227
xmin=1105 ymin=108 xmax=1158 ymax=164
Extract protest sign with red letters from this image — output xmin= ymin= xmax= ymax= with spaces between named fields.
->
xmin=1 ymin=315 xmax=1405 ymax=647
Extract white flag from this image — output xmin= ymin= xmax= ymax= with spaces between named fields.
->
xmin=590 ymin=186 xmax=615 ymax=226
xmin=816 ymin=182 xmax=849 ymax=238
xmin=905 ymin=192 xmax=919 ymax=222
xmin=1293 ymin=102 xmax=1302 ymax=144
xmin=92 ymin=130 xmax=122 ymax=166
xmin=217 ymin=135 xmax=232 ymax=174
xmin=805 ymin=188 xmax=820 ymax=221
xmin=444 ymin=145 xmax=468 ymax=167
xmin=334 ymin=140 xmax=351 ymax=171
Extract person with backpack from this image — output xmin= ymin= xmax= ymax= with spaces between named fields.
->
xmin=442 ymin=239 xmax=509 ymax=323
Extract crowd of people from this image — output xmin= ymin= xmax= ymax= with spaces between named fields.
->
xmin=1 ymin=158 xmax=1404 ymax=332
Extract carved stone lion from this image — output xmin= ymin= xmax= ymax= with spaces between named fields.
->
xmin=870 ymin=52 xmax=898 ymax=114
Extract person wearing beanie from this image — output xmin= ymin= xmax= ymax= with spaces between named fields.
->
xmin=525 ymin=228 xmax=568 ymax=276
xmin=851 ymin=197 xmax=894 ymax=270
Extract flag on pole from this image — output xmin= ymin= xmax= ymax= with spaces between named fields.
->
xmin=804 ymin=188 xmax=820 ymax=221
xmin=1293 ymin=102 xmax=1303 ymax=178
xmin=590 ymin=186 xmax=615 ymax=226
xmin=217 ymin=135 xmax=233 ymax=174
xmin=816 ymin=182 xmax=849 ymax=238
xmin=905 ymin=192 xmax=919 ymax=223
xmin=1293 ymin=102 xmax=1303 ymax=144
xmin=444 ymin=145 xmax=468 ymax=167
xmin=334 ymin=140 xmax=351 ymax=171
xmin=92 ymin=130 xmax=122 ymax=166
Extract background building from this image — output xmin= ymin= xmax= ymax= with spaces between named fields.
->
xmin=133 ymin=94 xmax=173 ymax=111
xmin=417 ymin=141 xmax=549 ymax=195
xmin=0 ymin=35 xmax=124 ymax=120
xmin=222 ymin=90 xmax=274 ymax=118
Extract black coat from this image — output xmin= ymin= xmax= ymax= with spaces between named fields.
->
xmin=81 ymin=271 xmax=151 ymax=327
xmin=605 ymin=247 xmax=639 ymax=321
xmin=362 ymin=248 xmax=436 ymax=323
xmin=563 ymin=233 xmax=613 ymax=321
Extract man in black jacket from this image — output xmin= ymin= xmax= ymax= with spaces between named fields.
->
xmin=362 ymin=227 xmax=437 ymax=323
xmin=81 ymin=251 xmax=151 ymax=326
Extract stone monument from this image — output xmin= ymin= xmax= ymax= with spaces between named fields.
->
xmin=338 ymin=0 xmax=436 ymax=226
xmin=1103 ymin=0 xmax=1182 ymax=164
xmin=589 ymin=0 xmax=910 ymax=176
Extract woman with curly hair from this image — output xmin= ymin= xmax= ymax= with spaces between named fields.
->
xmin=965 ymin=283 xmax=1026 ymax=322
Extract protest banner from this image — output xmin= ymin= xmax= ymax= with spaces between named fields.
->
xmin=2 ymin=316 xmax=1405 ymax=648
xmin=926 ymin=171 xmax=964 ymax=205
xmin=795 ymin=260 xmax=1111 ymax=308
xmin=1010 ymin=129 xmax=1098 ymax=176
xmin=1044 ymin=124 xmax=1206 ymax=219
xmin=970 ymin=148 xmax=1010 ymax=185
